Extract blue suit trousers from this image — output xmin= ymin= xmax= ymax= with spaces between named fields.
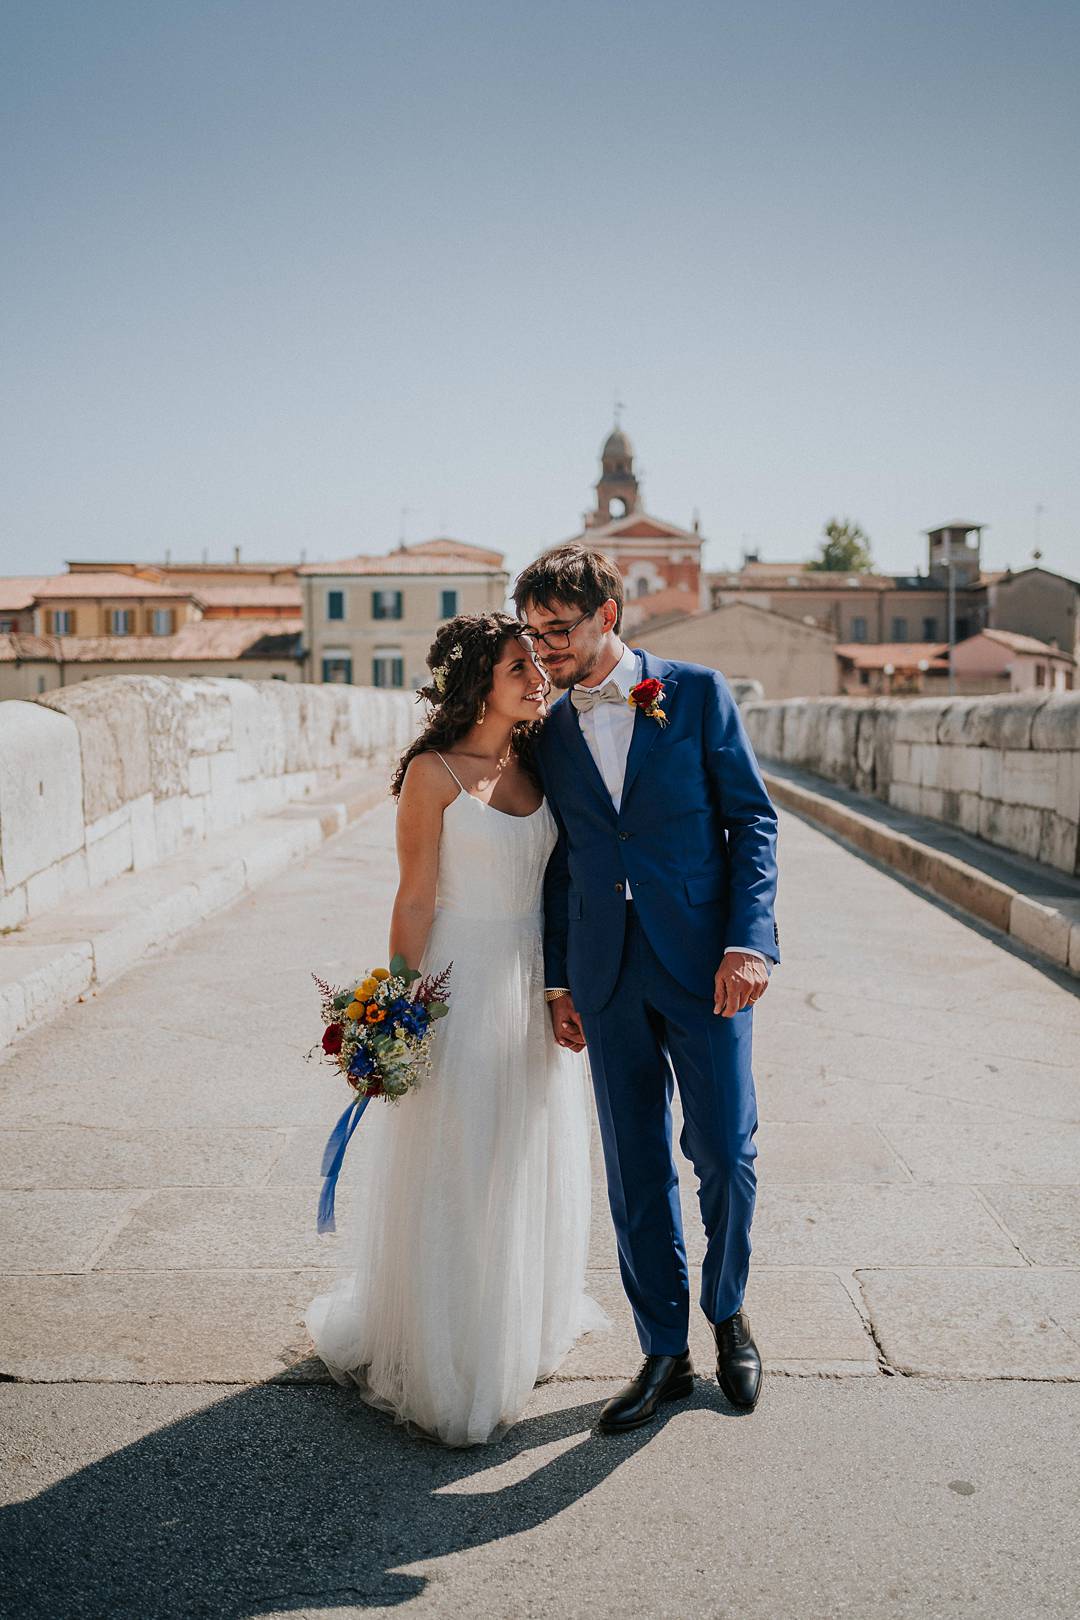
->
xmin=582 ymin=905 xmax=759 ymax=1356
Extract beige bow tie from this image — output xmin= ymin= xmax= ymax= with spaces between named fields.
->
xmin=571 ymin=681 xmax=626 ymax=714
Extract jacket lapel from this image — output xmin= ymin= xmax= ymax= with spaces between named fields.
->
xmin=621 ymin=649 xmax=678 ymax=806
xmin=550 ymin=692 xmax=617 ymax=816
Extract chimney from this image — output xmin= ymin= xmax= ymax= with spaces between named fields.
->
xmin=233 ymin=545 xmax=241 ymax=564
xmin=201 ymin=548 xmax=208 ymax=564
xmin=165 ymin=548 xmax=171 ymax=565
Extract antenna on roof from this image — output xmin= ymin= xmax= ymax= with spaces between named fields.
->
xmin=1033 ymin=502 xmax=1045 ymax=560
xmin=398 ymin=506 xmax=411 ymax=549
xmin=613 ymin=392 xmax=624 ymax=426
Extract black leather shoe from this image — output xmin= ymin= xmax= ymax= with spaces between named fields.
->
xmin=597 ymin=1352 xmax=695 ymax=1433
xmin=710 ymin=1309 xmax=762 ymax=1410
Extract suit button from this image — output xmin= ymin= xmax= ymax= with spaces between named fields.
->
xmin=618 ymin=832 xmax=629 ymax=841
xmin=614 ymin=881 xmax=624 ymax=893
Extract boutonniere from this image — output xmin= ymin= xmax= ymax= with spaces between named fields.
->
xmin=628 ymin=677 xmax=668 ymax=727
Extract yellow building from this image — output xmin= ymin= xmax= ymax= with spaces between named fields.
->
xmin=298 ymin=539 xmax=509 ymax=688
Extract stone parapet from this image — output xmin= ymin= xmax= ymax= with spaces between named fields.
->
xmin=742 ymin=693 xmax=1080 ymax=877
xmin=0 ymin=675 xmax=416 ymax=931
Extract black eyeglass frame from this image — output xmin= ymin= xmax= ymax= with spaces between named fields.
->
xmin=521 ymin=607 xmax=599 ymax=652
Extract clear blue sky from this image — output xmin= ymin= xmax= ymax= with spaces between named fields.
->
xmin=3 ymin=0 xmax=1078 ymax=584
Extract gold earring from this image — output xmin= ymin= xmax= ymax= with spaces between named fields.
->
xmin=477 ymin=700 xmax=486 ymax=725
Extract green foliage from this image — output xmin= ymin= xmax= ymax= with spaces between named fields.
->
xmin=427 ymin=1001 xmax=449 ymax=1019
xmin=389 ymin=952 xmax=409 ymax=977
xmin=806 ymin=518 xmax=873 ymax=573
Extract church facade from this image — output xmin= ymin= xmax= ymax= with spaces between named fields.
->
xmin=566 ymin=427 xmax=709 ymax=624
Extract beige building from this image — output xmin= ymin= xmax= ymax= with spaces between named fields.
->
xmin=987 ymin=566 xmax=1080 ymax=661
xmin=298 ymin=539 xmax=509 ymax=688
xmin=950 ymin=628 xmax=1075 ymax=693
xmin=634 ymin=599 xmax=838 ymax=699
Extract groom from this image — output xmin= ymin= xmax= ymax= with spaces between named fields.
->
xmin=515 ymin=544 xmax=779 ymax=1432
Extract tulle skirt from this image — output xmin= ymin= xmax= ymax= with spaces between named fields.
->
xmin=305 ymin=909 xmax=606 ymax=1446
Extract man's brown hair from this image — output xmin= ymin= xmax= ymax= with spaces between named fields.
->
xmin=513 ymin=544 xmax=624 ymax=634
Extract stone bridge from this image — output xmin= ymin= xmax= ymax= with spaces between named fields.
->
xmin=1 ymin=679 xmax=1078 ymax=1618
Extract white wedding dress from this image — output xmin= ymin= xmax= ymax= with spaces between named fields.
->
xmin=305 ymin=758 xmax=605 ymax=1446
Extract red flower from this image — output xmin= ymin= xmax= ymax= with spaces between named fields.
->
xmin=322 ymin=1023 xmax=344 ymax=1055
xmin=630 ymin=677 xmax=663 ymax=708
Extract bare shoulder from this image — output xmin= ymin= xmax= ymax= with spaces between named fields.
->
xmin=399 ymin=749 xmax=459 ymax=813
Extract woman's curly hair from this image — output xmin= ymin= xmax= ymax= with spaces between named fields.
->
xmin=389 ymin=611 xmax=545 ymax=797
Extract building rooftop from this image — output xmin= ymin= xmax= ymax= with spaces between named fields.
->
xmin=193 ymin=584 xmax=302 ymax=610
xmin=296 ymin=553 xmax=506 ymax=577
xmin=0 ymin=618 xmax=303 ymax=663
xmin=30 ymin=573 xmax=197 ymax=601
xmin=834 ymin=641 xmax=950 ymax=670
xmin=0 ymin=577 xmax=52 ymax=612
xmin=977 ymin=627 xmax=1075 ymax=661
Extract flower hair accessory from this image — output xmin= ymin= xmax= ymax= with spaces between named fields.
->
xmin=430 ymin=642 xmax=463 ymax=694
xmin=628 ymin=676 xmax=668 ymax=726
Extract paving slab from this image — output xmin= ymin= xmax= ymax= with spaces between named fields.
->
xmin=0 ymin=1188 xmax=142 ymax=1273
xmin=0 ymin=1269 xmax=336 ymax=1383
xmin=93 ymin=1186 xmax=350 ymax=1272
xmin=857 ymin=1268 xmax=1080 ymax=1379
xmin=756 ymin=1120 xmax=907 ymax=1181
xmin=0 ymin=1126 xmax=288 ymax=1190
xmin=751 ymin=1185 xmax=1026 ymax=1268
xmin=880 ymin=1120 xmax=1080 ymax=1184
xmin=561 ymin=1266 xmax=878 ymax=1381
xmin=977 ymin=1186 xmax=1080 ymax=1265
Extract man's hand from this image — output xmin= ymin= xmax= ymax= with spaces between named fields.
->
xmin=714 ymin=952 xmax=769 ymax=1017
xmin=549 ymin=992 xmax=586 ymax=1052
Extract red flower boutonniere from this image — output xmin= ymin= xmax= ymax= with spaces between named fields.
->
xmin=628 ymin=677 xmax=668 ymax=727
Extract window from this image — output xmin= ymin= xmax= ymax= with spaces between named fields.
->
xmin=50 ymin=609 xmax=73 ymax=635
xmin=0 ymin=616 xmax=15 ymax=633
xmin=321 ymin=654 xmax=353 ymax=684
xmin=372 ymin=589 xmax=403 ymax=620
xmin=271 ymin=673 xmax=286 ymax=681
xmin=891 ymin=617 xmax=908 ymax=641
xmin=852 ymin=616 xmax=867 ymax=642
xmin=922 ymin=616 xmax=938 ymax=640
xmin=1035 ymin=663 xmax=1046 ymax=688
xmin=151 ymin=609 xmax=174 ymax=636
xmin=859 ymin=669 xmax=870 ymax=686
xmin=108 ymin=608 xmax=134 ymax=635
xmin=37 ymin=675 xmax=47 ymax=693
xmin=326 ymin=589 xmax=345 ymax=621
xmin=373 ymin=653 xmax=405 ymax=688
xmin=955 ymin=616 xmax=971 ymax=641
xmin=439 ymin=589 xmax=458 ymax=619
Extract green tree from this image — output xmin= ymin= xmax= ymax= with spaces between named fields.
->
xmin=806 ymin=518 xmax=873 ymax=573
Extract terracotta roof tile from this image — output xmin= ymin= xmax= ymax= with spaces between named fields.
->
xmin=297 ymin=553 xmax=506 ymax=577
xmin=0 ymin=619 xmax=302 ymax=663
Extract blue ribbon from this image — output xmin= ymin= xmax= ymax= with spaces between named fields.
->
xmin=316 ymin=1094 xmax=371 ymax=1234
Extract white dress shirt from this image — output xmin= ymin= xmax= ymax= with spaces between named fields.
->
xmin=573 ymin=645 xmax=767 ymax=966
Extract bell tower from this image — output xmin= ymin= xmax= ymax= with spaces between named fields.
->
xmin=587 ymin=422 xmax=641 ymax=529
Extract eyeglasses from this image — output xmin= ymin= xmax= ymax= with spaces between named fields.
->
xmin=523 ymin=609 xmax=594 ymax=652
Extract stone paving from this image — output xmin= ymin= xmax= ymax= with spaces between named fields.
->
xmin=1 ymin=800 xmax=1079 ymax=1385
xmin=3 ymin=800 xmax=1080 ymax=1617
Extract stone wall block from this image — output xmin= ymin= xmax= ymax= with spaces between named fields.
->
xmin=153 ymin=798 xmax=184 ymax=861
xmin=980 ymin=751 xmax=1004 ymax=800
xmin=0 ymin=702 xmax=85 ymax=890
xmin=1000 ymin=749 xmax=1058 ymax=810
xmin=140 ymin=676 xmax=190 ymax=800
xmin=978 ymin=798 xmax=1043 ymax=863
xmin=937 ymin=699 xmax=983 ymax=747
xmin=1054 ymin=752 xmax=1080 ymax=823
xmin=1038 ymin=811 xmax=1079 ymax=874
xmin=39 ymin=678 xmax=152 ymax=822
xmin=85 ymin=820 xmax=134 ymax=889
xmin=206 ymin=750 xmax=240 ymax=830
xmin=888 ymin=782 xmax=922 ymax=816
xmin=958 ymin=791 xmax=981 ymax=834
xmin=819 ymin=702 xmax=860 ymax=786
xmin=181 ymin=682 xmax=232 ymax=756
xmin=967 ymin=695 xmax=1044 ymax=751
xmin=1030 ymin=694 xmax=1080 ymax=751
xmin=129 ymin=792 xmax=158 ymax=871
xmin=187 ymin=755 xmax=211 ymax=797
xmin=0 ymin=885 xmax=28 ymax=931
xmin=893 ymin=700 xmax=948 ymax=745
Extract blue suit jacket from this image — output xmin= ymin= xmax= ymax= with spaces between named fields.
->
xmin=535 ymin=650 xmax=780 ymax=1016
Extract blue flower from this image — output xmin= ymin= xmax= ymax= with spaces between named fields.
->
xmin=348 ymin=1045 xmax=376 ymax=1079
xmin=393 ymin=1001 xmax=430 ymax=1039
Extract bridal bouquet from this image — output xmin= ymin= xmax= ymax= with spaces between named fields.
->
xmin=310 ymin=954 xmax=451 ymax=1231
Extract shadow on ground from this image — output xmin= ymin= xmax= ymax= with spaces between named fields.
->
xmin=0 ymin=1375 xmax=740 ymax=1618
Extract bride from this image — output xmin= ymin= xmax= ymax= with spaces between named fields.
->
xmin=306 ymin=611 xmax=604 ymax=1446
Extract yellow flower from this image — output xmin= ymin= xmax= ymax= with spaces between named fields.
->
xmin=355 ymin=978 xmax=378 ymax=998
xmin=371 ymin=968 xmax=391 ymax=982
xmin=345 ymin=1000 xmax=365 ymax=1021
xmin=365 ymin=1004 xmax=387 ymax=1024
